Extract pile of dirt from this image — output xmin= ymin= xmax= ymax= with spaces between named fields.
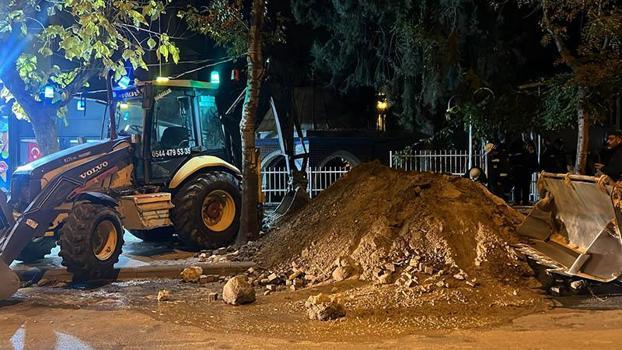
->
xmin=254 ymin=161 xmax=545 ymax=320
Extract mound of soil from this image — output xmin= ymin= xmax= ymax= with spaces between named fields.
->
xmin=255 ymin=161 xmax=545 ymax=319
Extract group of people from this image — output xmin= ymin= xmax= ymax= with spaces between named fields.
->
xmin=464 ymin=130 xmax=622 ymax=205
xmin=465 ymin=137 xmax=566 ymax=205
xmin=484 ymin=138 xmax=539 ymax=205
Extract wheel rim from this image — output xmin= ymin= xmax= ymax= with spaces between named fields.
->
xmin=92 ymin=220 xmax=118 ymax=261
xmin=201 ymin=190 xmax=236 ymax=232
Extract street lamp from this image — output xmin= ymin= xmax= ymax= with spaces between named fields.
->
xmin=376 ymin=94 xmax=389 ymax=132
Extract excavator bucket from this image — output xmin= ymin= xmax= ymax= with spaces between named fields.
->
xmin=516 ymin=172 xmax=622 ymax=282
xmin=0 ymin=259 xmax=19 ymax=300
xmin=271 ymin=187 xmax=310 ymax=223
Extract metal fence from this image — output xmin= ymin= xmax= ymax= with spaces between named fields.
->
xmin=262 ymin=166 xmax=350 ymax=205
xmin=389 ymin=149 xmax=539 ymax=204
xmin=389 ymin=149 xmax=487 ymax=175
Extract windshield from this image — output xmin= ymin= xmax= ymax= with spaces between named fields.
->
xmin=116 ymin=99 xmax=144 ymax=136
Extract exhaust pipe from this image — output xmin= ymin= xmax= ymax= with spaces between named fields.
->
xmin=0 ymin=259 xmax=19 ymax=300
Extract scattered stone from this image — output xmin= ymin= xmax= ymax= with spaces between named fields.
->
xmin=247 ymin=267 xmax=256 ymax=275
xmin=465 ymin=278 xmax=479 ymax=288
xmin=180 ymin=266 xmax=203 ymax=283
xmin=267 ymin=273 xmax=279 ymax=283
xmin=453 ymin=271 xmax=467 ymax=281
xmin=292 ymin=278 xmax=304 ymax=287
xmin=375 ymin=272 xmax=393 ymax=285
xmin=207 ymin=292 xmax=219 ymax=302
xmin=423 ymin=265 xmax=434 ymax=275
xmin=384 ymin=263 xmax=396 ymax=272
xmin=396 ymin=273 xmax=418 ymax=288
xmin=305 ymin=293 xmax=346 ymax=321
xmin=214 ymin=247 xmax=227 ymax=255
xmin=332 ymin=266 xmax=354 ymax=282
xmin=264 ymin=290 xmax=271 ymax=296
xmin=157 ymin=289 xmax=172 ymax=302
xmin=198 ymin=253 xmax=209 ymax=262
xmin=223 ymin=275 xmax=256 ymax=305
xmin=260 ymin=278 xmax=270 ymax=285
xmin=266 ymin=284 xmax=277 ymax=292
xmin=339 ymin=256 xmax=355 ymax=267
xmin=304 ymin=274 xmax=316 ymax=282
xmin=288 ymin=270 xmax=303 ymax=280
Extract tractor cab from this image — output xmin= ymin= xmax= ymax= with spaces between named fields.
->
xmin=113 ymin=79 xmax=237 ymax=185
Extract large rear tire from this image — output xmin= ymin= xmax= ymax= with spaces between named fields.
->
xmin=172 ymin=171 xmax=241 ymax=249
xmin=129 ymin=227 xmax=174 ymax=242
xmin=16 ymin=237 xmax=56 ymax=263
xmin=59 ymin=203 xmax=124 ymax=281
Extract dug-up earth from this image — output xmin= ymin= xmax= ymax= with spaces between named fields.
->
xmin=250 ymin=161 xmax=548 ymax=328
xmin=0 ymin=162 xmax=562 ymax=348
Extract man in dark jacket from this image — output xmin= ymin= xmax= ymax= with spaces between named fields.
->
xmin=595 ymin=130 xmax=622 ymax=180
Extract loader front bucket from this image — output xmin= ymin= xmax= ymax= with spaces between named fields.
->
xmin=516 ymin=172 xmax=622 ymax=282
xmin=271 ymin=187 xmax=310 ymax=224
xmin=0 ymin=258 xmax=19 ymax=300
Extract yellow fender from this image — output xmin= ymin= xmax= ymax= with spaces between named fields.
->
xmin=169 ymin=156 xmax=241 ymax=189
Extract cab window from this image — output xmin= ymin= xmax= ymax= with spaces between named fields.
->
xmin=198 ymin=93 xmax=225 ymax=151
xmin=151 ymin=89 xmax=197 ymax=155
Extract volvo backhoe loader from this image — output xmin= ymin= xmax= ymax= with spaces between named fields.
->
xmin=0 ymin=79 xmax=247 ymax=299
xmin=517 ymin=172 xmax=622 ymax=283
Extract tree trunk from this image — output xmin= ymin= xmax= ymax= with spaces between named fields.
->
xmin=575 ymin=86 xmax=589 ymax=174
xmin=237 ymin=0 xmax=265 ymax=243
xmin=0 ymin=65 xmax=60 ymax=156
xmin=30 ymin=113 xmax=60 ymax=156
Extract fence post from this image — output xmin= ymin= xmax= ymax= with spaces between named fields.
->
xmin=307 ymin=166 xmax=312 ymax=197
xmin=389 ymin=150 xmax=393 ymax=168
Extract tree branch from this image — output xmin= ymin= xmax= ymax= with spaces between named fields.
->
xmin=541 ymin=0 xmax=578 ymax=71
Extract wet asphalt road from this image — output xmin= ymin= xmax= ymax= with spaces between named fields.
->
xmin=11 ymin=231 xmax=194 ymax=271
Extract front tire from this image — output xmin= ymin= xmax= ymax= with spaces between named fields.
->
xmin=59 ymin=203 xmax=124 ymax=281
xmin=172 ymin=171 xmax=241 ymax=249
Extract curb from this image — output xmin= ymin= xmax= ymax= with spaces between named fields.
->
xmin=17 ymin=261 xmax=256 ymax=283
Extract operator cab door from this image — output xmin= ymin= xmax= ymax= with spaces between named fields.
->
xmin=147 ymin=87 xmax=228 ymax=184
xmin=148 ymin=88 xmax=197 ymax=183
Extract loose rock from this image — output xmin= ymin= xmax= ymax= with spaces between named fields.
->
xmin=180 ymin=266 xmax=203 ymax=283
xmin=305 ymin=293 xmax=346 ymax=321
xmin=332 ymin=266 xmax=354 ymax=282
xmin=157 ymin=289 xmax=172 ymax=302
xmin=223 ymin=275 xmax=256 ymax=305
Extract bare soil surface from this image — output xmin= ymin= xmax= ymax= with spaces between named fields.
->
xmin=1 ymin=281 xmax=622 ymax=349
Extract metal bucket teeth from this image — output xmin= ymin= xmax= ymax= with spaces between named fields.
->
xmin=515 ymin=243 xmax=564 ymax=269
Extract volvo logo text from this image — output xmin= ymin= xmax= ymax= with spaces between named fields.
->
xmin=80 ymin=161 xmax=109 ymax=179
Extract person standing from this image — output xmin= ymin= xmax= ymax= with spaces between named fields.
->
xmin=595 ymin=130 xmax=622 ymax=181
xmin=509 ymin=139 xmax=538 ymax=205
xmin=486 ymin=141 xmax=510 ymax=200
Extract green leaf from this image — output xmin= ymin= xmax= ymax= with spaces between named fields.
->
xmin=147 ymin=38 xmax=157 ymax=49
xmin=158 ymin=44 xmax=169 ymax=61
